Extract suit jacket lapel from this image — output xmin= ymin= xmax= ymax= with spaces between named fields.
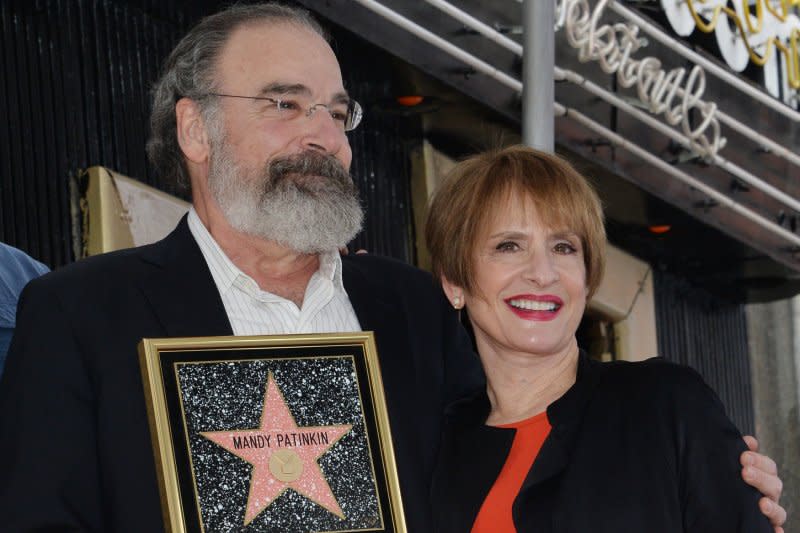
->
xmin=341 ymin=256 xmax=414 ymax=381
xmin=340 ymin=256 xmax=425 ymax=445
xmin=340 ymin=258 xmax=416 ymax=389
xmin=137 ymin=217 xmax=232 ymax=338
xmin=340 ymin=258 xmax=393 ymax=333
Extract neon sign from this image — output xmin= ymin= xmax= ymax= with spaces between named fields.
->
xmin=560 ymin=0 xmax=725 ymax=158
xmin=662 ymin=0 xmax=799 ymax=105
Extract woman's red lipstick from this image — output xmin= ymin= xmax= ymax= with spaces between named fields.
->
xmin=504 ymin=294 xmax=563 ymax=321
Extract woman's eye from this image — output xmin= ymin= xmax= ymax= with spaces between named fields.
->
xmin=495 ymin=241 xmax=519 ymax=252
xmin=553 ymin=241 xmax=577 ymax=254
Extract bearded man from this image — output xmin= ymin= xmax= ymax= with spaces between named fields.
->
xmin=0 ymin=3 xmax=786 ymax=532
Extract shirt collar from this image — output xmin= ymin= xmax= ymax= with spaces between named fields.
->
xmin=186 ymin=207 xmax=345 ymax=295
xmin=187 ymin=208 xmax=240 ymax=293
xmin=317 ymin=247 xmax=345 ymax=290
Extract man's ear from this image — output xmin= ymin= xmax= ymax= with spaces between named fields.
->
xmin=176 ymin=97 xmax=210 ymax=164
xmin=440 ymin=275 xmax=465 ymax=309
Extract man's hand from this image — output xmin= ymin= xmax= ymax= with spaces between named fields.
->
xmin=742 ymin=435 xmax=786 ymax=533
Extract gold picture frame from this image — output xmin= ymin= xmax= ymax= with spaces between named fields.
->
xmin=138 ymin=332 xmax=406 ymax=532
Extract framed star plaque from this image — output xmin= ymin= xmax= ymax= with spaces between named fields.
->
xmin=138 ymin=332 xmax=406 ymax=533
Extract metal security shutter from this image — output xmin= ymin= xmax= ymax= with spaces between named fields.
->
xmin=654 ymin=268 xmax=755 ymax=435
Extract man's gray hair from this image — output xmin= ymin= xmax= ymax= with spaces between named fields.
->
xmin=146 ymin=3 xmax=328 ymax=190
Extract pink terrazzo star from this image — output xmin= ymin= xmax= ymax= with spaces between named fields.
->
xmin=201 ymin=372 xmax=352 ymax=525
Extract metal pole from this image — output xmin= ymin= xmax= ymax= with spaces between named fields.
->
xmin=522 ymin=0 xmax=554 ymax=151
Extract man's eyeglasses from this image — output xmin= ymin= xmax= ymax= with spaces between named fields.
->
xmin=207 ymin=93 xmax=363 ymax=132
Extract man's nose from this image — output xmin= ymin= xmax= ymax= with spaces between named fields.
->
xmin=301 ymin=107 xmax=345 ymax=155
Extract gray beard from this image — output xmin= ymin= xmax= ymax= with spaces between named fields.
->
xmin=207 ymin=143 xmax=364 ymax=254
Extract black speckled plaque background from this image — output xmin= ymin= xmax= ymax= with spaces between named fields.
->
xmin=153 ymin=343 xmax=398 ymax=533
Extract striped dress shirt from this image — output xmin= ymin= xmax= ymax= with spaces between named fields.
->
xmin=187 ymin=209 xmax=361 ymax=335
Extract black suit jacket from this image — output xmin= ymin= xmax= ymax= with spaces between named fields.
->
xmin=0 ymin=218 xmax=483 ymax=532
xmin=431 ymin=353 xmax=772 ymax=533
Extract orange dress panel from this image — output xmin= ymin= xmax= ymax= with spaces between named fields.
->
xmin=471 ymin=411 xmax=552 ymax=533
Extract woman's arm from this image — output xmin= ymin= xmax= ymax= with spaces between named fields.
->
xmin=664 ymin=365 xmax=774 ymax=533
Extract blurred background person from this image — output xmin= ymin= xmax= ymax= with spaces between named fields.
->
xmin=0 ymin=243 xmax=49 ymax=375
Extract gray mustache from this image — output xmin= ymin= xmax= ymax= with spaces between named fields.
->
xmin=267 ymin=152 xmax=352 ymax=190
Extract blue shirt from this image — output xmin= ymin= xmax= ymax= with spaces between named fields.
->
xmin=0 ymin=243 xmax=49 ymax=373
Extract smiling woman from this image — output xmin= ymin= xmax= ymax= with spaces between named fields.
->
xmin=424 ymin=145 xmax=774 ymax=533
xmin=425 ymin=146 xmax=605 ymax=301
xmin=459 ymin=193 xmax=588 ymax=384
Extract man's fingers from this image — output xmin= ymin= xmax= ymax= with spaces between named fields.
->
xmin=743 ymin=458 xmax=783 ymax=502
xmin=741 ymin=450 xmax=779 ymax=476
xmin=743 ymin=434 xmax=759 ymax=452
xmin=746 ymin=464 xmax=783 ymax=501
xmin=759 ymin=497 xmax=787 ymax=528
